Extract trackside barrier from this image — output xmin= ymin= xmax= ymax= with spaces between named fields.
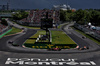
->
xmin=0 ymin=28 xmax=12 ymax=38
xmin=74 ymin=23 xmax=100 ymax=41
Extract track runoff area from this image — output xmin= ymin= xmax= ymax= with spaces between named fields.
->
xmin=0 ymin=22 xmax=99 ymax=66
xmin=3 ymin=27 xmax=98 ymax=66
xmin=0 ymin=17 xmax=100 ymax=66
xmin=23 ymin=30 xmax=76 ymax=49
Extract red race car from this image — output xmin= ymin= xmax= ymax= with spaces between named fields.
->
xmin=47 ymin=48 xmax=61 ymax=51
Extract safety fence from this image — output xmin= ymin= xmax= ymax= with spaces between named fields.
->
xmin=74 ymin=23 xmax=100 ymax=41
xmin=0 ymin=26 xmax=12 ymax=38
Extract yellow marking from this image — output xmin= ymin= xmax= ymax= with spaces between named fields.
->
xmin=32 ymin=46 xmax=35 ymax=48
xmin=47 ymin=44 xmax=54 ymax=48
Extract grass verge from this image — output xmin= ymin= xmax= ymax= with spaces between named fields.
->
xmin=12 ymin=21 xmax=40 ymax=29
xmin=5 ymin=27 xmax=22 ymax=36
xmin=21 ymin=25 xmax=40 ymax=29
xmin=25 ymin=30 xmax=46 ymax=44
xmin=72 ymin=26 xmax=100 ymax=44
xmin=58 ymin=23 xmax=68 ymax=29
xmin=24 ymin=30 xmax=77 ymax=49
xmin=0 ymin=29 xmax=12 ymax=38
xmin=51 ymin=30 xmax=76 ymax=44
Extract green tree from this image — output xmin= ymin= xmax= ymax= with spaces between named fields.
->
xmin=74 ymin=9 xmax=90 ymax=25
xmin=60 ymin=10 xmax=75 ymax=22
xmin=12 ymin=11 xmax=28 ymax=20
xmin=60 ymin=10 xmax=67 ymax=22
xmin=1 ymin=19 xmax=8 ymax=26
xmin=90 ymin=10 xmax=100 ymax=26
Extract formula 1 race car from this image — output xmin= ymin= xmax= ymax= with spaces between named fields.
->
xmin=47 ymin=48 xmax=61 ymax=51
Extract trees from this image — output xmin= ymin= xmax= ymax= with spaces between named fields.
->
xmin=12 ymin=11 xmax=28 ymax=20
xmin=60 ymin=10 xmax=74 ymax=22
xmin=74 ymin=9 xmax=90 ymax=25
xmin=1 ymin=19 xmax=8 ymax=26
xmin=60 ymin=10 xmax=67 ymax=22
xmin=89 ymin=10 xmax=100 ymax=26
xmin=74 ymin=9 xmax=100 ymax=26
xmin=60 ymin=9 xmax=100 ymax=26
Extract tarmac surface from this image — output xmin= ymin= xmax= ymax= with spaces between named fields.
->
xmin=0 ymin=20 xmax=100 ymax=66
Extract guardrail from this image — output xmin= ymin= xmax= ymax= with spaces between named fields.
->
xmin=0 ymin=26 xmax=11 ymax=35
xmin=0 ymin=26 xmax=12 ymax=38
xmin=74 ymin=23 xmax=100 ymax=41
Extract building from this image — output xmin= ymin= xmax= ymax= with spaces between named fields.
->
xmin=53 ymin=4 xmax=76 ymax=11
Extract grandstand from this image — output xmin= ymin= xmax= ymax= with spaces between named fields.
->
xmin=19 ymin=9 xmax=60 ymax=27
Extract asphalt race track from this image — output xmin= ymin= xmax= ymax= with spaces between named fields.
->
xmin=0 ymin=20 xmax=100 ymax=66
